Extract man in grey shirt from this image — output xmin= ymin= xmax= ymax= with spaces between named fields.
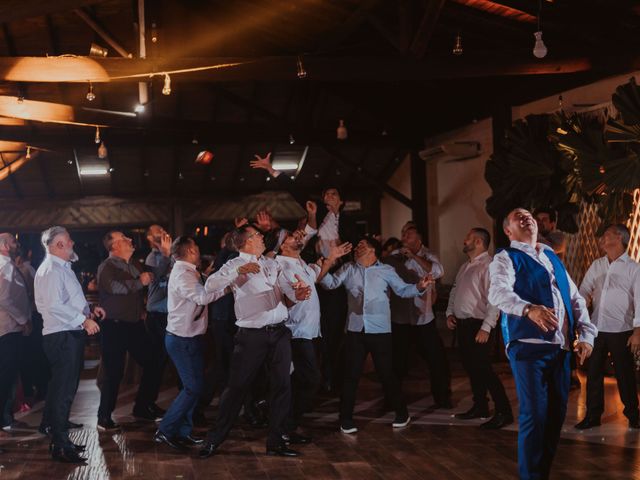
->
xmin=96 ymin=230 xmax=159 ymax=430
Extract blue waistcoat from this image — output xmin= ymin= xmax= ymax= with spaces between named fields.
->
xmin=499 ymin=247 xmax=575 ymax=346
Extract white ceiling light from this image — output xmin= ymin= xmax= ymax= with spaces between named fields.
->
xmin=272 ymin=160 xmax=299 ymax=170
xmin=80 ymin=166 xmax=109 ymax=176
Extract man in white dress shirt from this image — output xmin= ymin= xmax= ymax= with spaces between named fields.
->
xmin=488 ymin=208 xmax=597 ymax=480
xmin=277 ymin=230 xmax=351 ymax=442
xmin=154 ymin=236 xmax=226 ymax=451
xmin=199 ymin=224 xmax=311 ymax=458
xmin=575 ymin=224 xmax=640 ymax=430
xmin=34 ymin=226 xmax=104 ymax=463
xmin=0 ymin=233 xmax=31 ymax=453
xmin=446 ymin=228 xmax=512 ymax=429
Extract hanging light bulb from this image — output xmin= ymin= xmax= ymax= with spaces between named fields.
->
xmin=337 ymin=119 xmax=348 ymax=140
xmin=150 ymin=22 xmax=158 ymax=43
xmin=452 ymin=32 xmax=463 ymax=56
xmin=26 ymin=146 xmax=31 ymax=159
xmin=162 ymin=73 xmax=171 ymax=95
xmin=296 ymin=56 xmax=307 ymax=79
xmin=94 ymin=126 xmax=101 ymax=144
xmin=289 ymin=133 xmax=295 ymax=145
xmin=532 ymin=31 xmax=547 ymax=58
xmin=533 ymin=0 xmax=547 ymax=59
xmin=98 ymin=141 xmax=108 ymax=158
xmin=86 ymin=81 xmax=96 ymax=102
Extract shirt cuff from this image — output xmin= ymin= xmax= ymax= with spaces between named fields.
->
xmin=75 ymin=313 xmax=86 ymax=328
xmin=634 ymin=317 xmax=640 ymax=329
xmin=577 ymin=331 xmax=595 ymax=347
xmin=480 ymin=322 xmax=492 ymax=333
xmin=304 ymin=224 xmax=318 ymax=235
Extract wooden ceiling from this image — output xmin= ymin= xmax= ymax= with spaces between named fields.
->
xmin=0 ymin=0 xmax=636 ymax=203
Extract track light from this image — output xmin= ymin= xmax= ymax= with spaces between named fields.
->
xmin=296 ymin=56 xmax=307 ymax=79
xmin=86 ymin=81 xmax=95 ymax=102
xmin=162 ymin=74 xmax=171 ymax=95
xmin=89 ymin=43 xmax=108 ymax=57
xmin=94 ymin=126 xmax=101 ymax=144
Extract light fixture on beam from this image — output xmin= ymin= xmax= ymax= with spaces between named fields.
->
xmin=272 ymin=160 xmax=299 ymax=171
xmin=89 ymin=43 xmax=108 ymax=57
xmin=94 ymin=126 xmax=101 ymax=144
xmin=452 ymin=32 xmax=463 ymax=55
xmin=98 ymin=141 xmax=108 ymax=158
xmin=337 ymin=119 xmax=348 ymax=140
xmin=150 ymin=22 xmax=158 ymax=43
xmin=86 ymin=81 xmax=96 ymax=102
xmin=296 ymin=55 xmax=307 ymax=79
xmin=162 ymin=73 xmax=171 ymax=95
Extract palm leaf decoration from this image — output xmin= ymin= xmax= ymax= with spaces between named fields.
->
xmin=485 ymin=114 xmax=578 ymax=232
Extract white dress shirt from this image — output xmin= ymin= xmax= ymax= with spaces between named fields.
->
xmin=317 ymin=211 xmax=340 ymax=258
xmin=579 ymin=253 xmax=640 ymax=333
xmin=488 ymin=241 xmax=597 ymax=349
xmin=390 ymin=245 xmax=444 ymax=325
xmin=205 ymin=251 xmax=294 ymax=328
xmin=445 ymin=251 xmax=499 ymax=333
xmin=167 ymin=260 xmax=225 ymax=338
xmin=0 ymin=254 xmax=31 ymax=337
xmin=276 ymin=255 xmax=321 ymax=339
xmin=35 ymin=254 xmax=90 ymax=336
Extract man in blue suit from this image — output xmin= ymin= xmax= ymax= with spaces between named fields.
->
xmin=489 ymin=208 xmax=597 ymax=480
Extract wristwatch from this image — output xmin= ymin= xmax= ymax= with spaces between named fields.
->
xmin=522 ymin=304 xmax=532 ymax=318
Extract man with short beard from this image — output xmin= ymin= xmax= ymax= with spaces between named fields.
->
xmin=35 ymin=226 xmax=104 ymax=463
xmin=319 ymin=237 xmax=433 ymax=434
xmin=96 ymin=231 xmax=157 ymax=430
xmin=446 ymin=228 xmax=512 ymax=429
xmin=277 ymin=230 xmax=351 ymax=441
xmin=489 ymin=208 xmax=597 ymax=480
xmin=0 ymin=233 xmax=31 ymax=451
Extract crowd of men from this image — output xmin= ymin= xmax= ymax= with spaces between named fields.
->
xmin=0 ymin=155 xmax=638 ymax=480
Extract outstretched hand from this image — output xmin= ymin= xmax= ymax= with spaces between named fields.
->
xmin=328 ymin=242 xmax=352 ymax=262
xmin=250 ymin=152 xmax=274 ymax=173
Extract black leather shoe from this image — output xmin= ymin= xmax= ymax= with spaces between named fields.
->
xmin=282 ymin=432 xmax=312 ymax=445
xmin=51 ymin=446 xmax=87 ymax=464
xmin=198 ymin=441 xmax=220 ymax=459
xmin=266 ymin=444 xmax=300 ymax=457
xmin=629 ymin=419 xmax=640 ymax=429
xmin=177 ymin=435 xmax=205 ymax=447
xmin=574 ymin=417 xmax=601 ymax=430
xmin=97 ymin=418 xmax=120 ymax=431
xmin=67 ymin=421 xmax=83 ymax=430
xmin=154 ymin=430 xmax=186 ymax=451
xmin=480 ymin=412 xmax=514 ymax=430
xmin=133 ymin=405 xmax=162 ymax=421
xmin=455 ymin=406 xmax=490 ymax=420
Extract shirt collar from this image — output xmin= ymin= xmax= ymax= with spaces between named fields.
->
xmin=277 ymin=255 xmax=302 ymax=265
xmin=609 ymin=252 xmax=632 ymax=264
xmin=48 ymin=254 xmax=71 ymax=268
xmin=469 ymin=251 xmax=490 ymax=263
xmin=510 ymin=240 xmax=551 ymax=255
xmin=238 ymin=251 xmax=260 ymax=262
xmin=175 ymin=260 xmax=197 ymax=271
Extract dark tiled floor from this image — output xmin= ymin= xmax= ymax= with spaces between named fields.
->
xmin=2 ymin=349 xmax=640 ymax=479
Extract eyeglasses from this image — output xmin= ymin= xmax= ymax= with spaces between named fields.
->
xmin=246 ymin=231 xmax=263 ymax=240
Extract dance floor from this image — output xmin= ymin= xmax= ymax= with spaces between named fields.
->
xmin=3 ymin=342 xmax=640 ymax=480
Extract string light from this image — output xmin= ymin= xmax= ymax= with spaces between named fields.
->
xmin=86 ymin=81 xmax=96 ymax=101
xmin=150 ymin=22 xmax=158 ymax=43
xmin=162 ymin=73 xmax=171 ymax=95
xmin=26 ymin=146 xmax=31 ymax=159
xmin=95 ymin=126 xmax=101 ymax=144
xmin=296 ymin=56 xmax=307 ymax=79
xmin=289 ymin=133 xmax=295 ymax=145
xmin=533 ymin=0 xmax=548 ymax=58
xmin=337 ymin=119 xmax=348 ymax=140
xmin=98 ymin=141 xmax=108 ymax=158
xmin=453 ymin=32 xmax=463 ymax=56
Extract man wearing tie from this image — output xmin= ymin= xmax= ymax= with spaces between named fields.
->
xmin=154 ymin=236 xmax=225 ymax=450
xmin=489 ymin=208 xmax=597 ymax=480
xmin=199 ymin=224 xmax=311 ymax=458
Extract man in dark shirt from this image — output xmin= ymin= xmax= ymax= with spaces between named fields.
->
xmin=144 ymin=225 xmax=173 ymax=415
xmin=96 ymin=231 xmax=159 ymax=430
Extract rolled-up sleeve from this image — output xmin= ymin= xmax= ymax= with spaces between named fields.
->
xmin=320 ymin=263 xmax=350 ymax=290
xmin=205 ymin=259 xmax=239 ymax=294
xmin=568 ymin=275 xmax=597 ymax=345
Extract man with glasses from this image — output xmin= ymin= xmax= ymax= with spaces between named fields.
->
xmin=96 ymin=231 xmax=158 ymax=431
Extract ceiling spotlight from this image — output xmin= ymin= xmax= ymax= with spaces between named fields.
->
xmin=89 ymin=43 xmax=108 ymax=57
xmin=94 ymin=126 xmax=101 ymax=144
xmin=108 ymin=167 xmax=115 ymax=173
xmin=296 ymin=56 xmax=307 ymax=79
xmin=86 ymin=81 xmax=96 ymax=102
xmin=453 ymin=32 xmax=463 ymax=55
xmin=150 ymin=22 xmax=158 ymax=43
xmin=337 ymin=119 xmax=348 ymax=140
xmin=98 ymin=141 xmax=108 ymax=159
xmin=134 ymin=103 xmax=146 ymax=113
xmin=289 ymin=133 xmax=295 ymax=145
xmin=67 ymin=159 xmax=73 ymax=165
xmin=191 ymin=134 xmax=199 ymax=145
xmin=162 ymin=74 xmax=171 ymax=95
